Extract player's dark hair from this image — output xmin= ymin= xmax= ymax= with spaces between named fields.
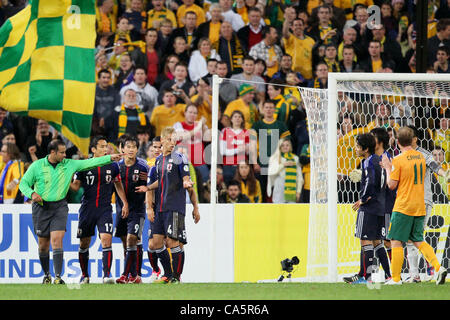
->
xmin=123 ymin=134 xmax=140 ymax=149
xmin=47 ymin=139 xmax=65 ymax=154
xmin=90 ymin=135 xmax=107 ymax=151
xmin=356 ymin=133 xmax=376 ymax=155
xmin=370 ymin=127 xmax=390 ymax=150
xmin=117 ymin=133 xmax=133 ymax=149
xmin=152 ymin=136 xmax=161 ymax=143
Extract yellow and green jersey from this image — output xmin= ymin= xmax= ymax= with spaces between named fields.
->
xmin=390 ymin=149 xmax=426 ymax=217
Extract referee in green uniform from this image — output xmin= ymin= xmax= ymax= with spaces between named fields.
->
xmin=19 ymin=139 xmax=124 ymax=284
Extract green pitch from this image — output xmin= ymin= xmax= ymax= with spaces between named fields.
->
xmin=0 ymin=282 xmax=449 ymax=300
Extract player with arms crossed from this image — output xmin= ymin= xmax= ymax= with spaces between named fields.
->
xmin=140 ymin=126 xmax=200 ymax=283
xmin=71 ymin=136 xmax=129 ymax=284
xmin=115 ymin=135 xmax=149 ymax=284
xmin=403 ymin=125 xmax=450 ymax=282
xmin=345 ymin=133 xmax=387 ymax=284
xmin=381 ymin=127 xmax=447 ymax=285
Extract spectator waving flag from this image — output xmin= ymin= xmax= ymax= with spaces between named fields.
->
xmin=0 ymin=0 xmax=96 ymax=156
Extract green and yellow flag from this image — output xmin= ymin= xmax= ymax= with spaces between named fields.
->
xmin=0 ymin=0 xmax=96 ymax=156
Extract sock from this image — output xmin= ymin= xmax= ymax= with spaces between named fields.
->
xmin=179 ymin=247 xmax=185 ymax=278
xmin=362 ymin=244 xmax=374 ymax=280
xmin=357 ymin=248 xmax=364 ymax=277
xmin=136 ymin=243 xmax=143 ymax=276
xmin=406 ymin=242 xmax=419 ymax=277
xmin=391 ymin=247 xmax=404 ymax=282
xmin=102 ymin=247 xmax=113 ymax=278
xmin=78 ymin=247 xmax=89 ymax=277
xmin=418 ymin=242 xmax=441 ymax=272
xmin=156 ymin=245 xmax=173 ymax=278
xmin=53 ymin=248 xmax=64 ymax=278
xmin=170 ymin=246 xmax=182 ymax=280
xmin=386 ymin=247 xmax=392 ymax=261
xmin=148 ymin=249 xmax=160 ymax=273
xmin=39 ymin=250 xmax=50 ymax=275
xmin=374 ymin=243 xmax=391 ymax=278
xmin=124 ymin=246 xmax=137 ymax=278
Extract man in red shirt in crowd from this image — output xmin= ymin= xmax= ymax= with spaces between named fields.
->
xmin=173 ymin=104 xmax=212 ymax=183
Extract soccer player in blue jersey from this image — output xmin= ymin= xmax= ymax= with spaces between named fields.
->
xmin=370 ymin=127 xmax=393 ymax=281
xmin=114 ymin=134 xmax=150 ymax=284
xmin=71 ymin=136 xmax=129 ymax=284
xmin=344 ymin=133 xmax=386 ymax=284
xmin=145 ymin=137 xmax=164 ymax=282
xmin=141 ymin=126 xmax=200 ymax=283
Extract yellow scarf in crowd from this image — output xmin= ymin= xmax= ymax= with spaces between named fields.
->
xmin=118 ymin=104 xmax=147 ymax=138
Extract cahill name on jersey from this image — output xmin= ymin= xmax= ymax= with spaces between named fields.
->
xmin=390 ymin=149 xmax=426 ymax=217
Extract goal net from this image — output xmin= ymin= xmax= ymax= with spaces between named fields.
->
xmin=301 ymin=73 xmax=450 ymax=282
xmin=209 ymin=73 xmax=449 ymax=283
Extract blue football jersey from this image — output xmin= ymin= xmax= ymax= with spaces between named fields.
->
xmin=359 ymin=154 xmax=385 ymax=216
xmin=75 ymin=162 xmax=120 ymax=212
xmin=115 ymin=157 xmax=149 ymax=215
xmin=147 ymin=165 xmax=160 ymax=210
xmin=155 ymin=151 xmax=190 ymax=214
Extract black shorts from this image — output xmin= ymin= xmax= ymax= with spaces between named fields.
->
xmin=113 ymin=212 xmax=128 ymax=238
xmin=113 ymin=212 xmax=145 ymax=239
xmin=32 ymin=200 xmax=69 ymax=238
xmin=152 ymin=211 xmax=187 ymax=244
xmin=77 ymin=207 xmax=113 ymax=238
xmin=354 ymin=211 xmax=385 ymax=241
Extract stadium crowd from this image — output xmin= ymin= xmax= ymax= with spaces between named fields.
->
xmin=0 ymin=0 xmax=449 ymax=205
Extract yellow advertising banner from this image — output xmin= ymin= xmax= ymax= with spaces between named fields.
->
xmin=234 ymin=204 xmax=450 ymax=282
xmin=234 ymin=204 xmax=310 ymax=282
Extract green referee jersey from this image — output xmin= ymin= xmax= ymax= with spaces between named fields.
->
xmin=19 ymin=155 xmax=113 ymax=202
